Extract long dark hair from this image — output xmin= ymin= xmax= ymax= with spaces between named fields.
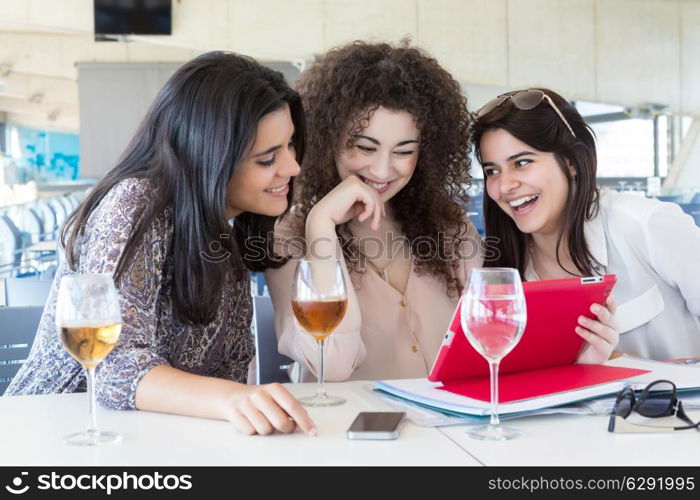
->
xmin=472 ymin=87 xmax=599 ymax=279
xmin=294 ymin=40 xmax=473 ymax=297
xmin=61 ymin=51 xmax=305 ymax=324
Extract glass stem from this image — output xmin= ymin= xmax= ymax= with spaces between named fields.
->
xmin=488 ymin=361 xmax=501 ymax=429
xmin=86 ymin=366 xmax=99 ymax=435
xmin=317 ymin=339 xmax=325 ymax=398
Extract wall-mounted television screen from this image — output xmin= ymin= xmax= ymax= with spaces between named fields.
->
xmin=94 ymin=0 xmax=172 ymax=36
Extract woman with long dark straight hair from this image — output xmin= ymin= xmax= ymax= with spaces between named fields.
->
xmin=6 ymin=51 xmax=316 ymax=436
xmin=472 ymin=87 xmax=700 ymax=362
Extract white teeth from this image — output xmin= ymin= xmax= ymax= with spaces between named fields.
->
xmin=361 ymin=178 xmax=391 ymax=190
xmin=508 ymin=194 xmax=539 ymax=208
xmin=266 ymin=185 xmax=287 ymax=193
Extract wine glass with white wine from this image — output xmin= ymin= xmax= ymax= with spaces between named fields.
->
xmin=56 ymin=274 xmax=122 ymax=446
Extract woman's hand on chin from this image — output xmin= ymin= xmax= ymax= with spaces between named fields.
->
xmin=307 ymin=175 xmax=385 ymax=231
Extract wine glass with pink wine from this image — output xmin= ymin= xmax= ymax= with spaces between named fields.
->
xmin=460 ymin=268 xmax=527 ymax=440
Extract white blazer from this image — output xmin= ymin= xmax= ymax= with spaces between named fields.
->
xmin=526 ymin=189 xmax=700 ymax=360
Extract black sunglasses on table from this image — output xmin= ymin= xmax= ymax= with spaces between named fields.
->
xmin=608 ymin=379 xmax=700 ymax=433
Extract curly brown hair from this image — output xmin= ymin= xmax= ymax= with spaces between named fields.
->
xmin=294 ymin=40 xmax=473 ymax=297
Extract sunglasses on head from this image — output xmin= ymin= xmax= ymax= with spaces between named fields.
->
xmin=476 ymin=89 xmax=577 ymax=139
xmin=608 ymin=379 xmax=700 ymax=433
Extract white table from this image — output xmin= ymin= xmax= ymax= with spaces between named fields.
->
xmin=438 ymin=410 xmax=700 ymax=466
xmin=0 ymin=382 xmax=479 ymax=466
xmin=4 ymin=382 xmax=699 ymax=466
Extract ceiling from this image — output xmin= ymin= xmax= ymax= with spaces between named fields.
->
xmin=1 ymin=0 xmax=699 ymax=134
xmin=0 ymin=1 xmax=213 ymax=133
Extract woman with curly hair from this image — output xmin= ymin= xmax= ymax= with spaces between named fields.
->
xmin=264 ymin=41 xmax=482 ymax=383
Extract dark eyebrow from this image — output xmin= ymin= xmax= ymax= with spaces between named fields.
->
xmin=251 ymin=145 xmax=282 ymax=158
xmin=356 ymin=135 xmax=419 ymax=147
xmin=356 ymin=135 xmax=379 ymax=145
xmin=481 ymin=151 xmax=536 ymax=168
xmin=250 ymin=127 xmax=296 ymax=158
xmin=508 ymin=151 xmax=536 ymax=161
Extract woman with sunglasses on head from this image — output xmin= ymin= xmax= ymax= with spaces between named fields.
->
xmin=6 ymin=51 xmax=317 ymax=436
xmin=264 ymin=41 xmax=482 ymax=382
xmin=472 ymin=87 xmax=700 ymax=362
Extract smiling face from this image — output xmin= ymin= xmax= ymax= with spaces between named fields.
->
xmin=226 ymin=104 xmax=300 ymax=218
xmin=480 ymin=128 xmax=571 ymax=238
xmin=335 ymin=107 xmax=420 ymax=202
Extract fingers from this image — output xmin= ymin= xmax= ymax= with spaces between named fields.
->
xmin=575 ymin=324 xmax=611 ymax=354
xmin=265 ymin=383 xmax=317 ymax=436
xmin=314 ymin=176 xmax=385 ymax=228
xmin=228 ymin=407 xmax=257 ymax=436
xmin=235 ymin=396 xmax=276 ymax=435
xmin=605 ymin=293 xmax=617 ymax=314
xmin=371 ymin=199 xmax=383 ymax=230
xmin=348 ymin=202 xmax=366 ymax=221
xmin=356 ymin=201 xmax=373 ymax=223
xmin=575 ymin=304 xmax=620 ymax=364
xmin=578 ymin=311 xmax=618 ymax=346
xmin=354 ymin=189 xmax=384 ymax=231
xmin=228 ymin=384 xmax=317 ymax=437
xmin=575 ymin=327 xmax=612 ymax=365
xmin=590 ymin=302 xmax=619 ymax=333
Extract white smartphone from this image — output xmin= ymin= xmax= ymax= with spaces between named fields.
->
xmin=346 ymin=411 xmax=406 ymax=440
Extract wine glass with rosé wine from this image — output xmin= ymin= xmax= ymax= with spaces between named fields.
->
xmin=460 ymin=268 xmax=527 ymax=441
xmin=291 ymin=258 xmax=348 ymax=407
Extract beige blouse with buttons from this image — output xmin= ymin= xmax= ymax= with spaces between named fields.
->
xmin=264 ymin=215 xmax=483 ymax=382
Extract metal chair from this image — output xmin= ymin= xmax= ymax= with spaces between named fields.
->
xmin=47 ymin=198 xmax=68 ymax=229
xmin=3 ymin=277 xmax=53 ymax=307
xmin=469 ymin=211 xmax=485 ymax=236
xmin=57 ymin=196 xmax=75 ymax=220
xmin=34 ymin=200 xmax=58 ymax=241
xmin=655 ymin=195 xmax=684 ymax=204
xmin=251 ymin=272 xmax=267 ymax=296
xmin=0 ymin=215 xmax=25 ymax=274
xmin=467 ymin=196 xmax=485 ymax=236
xmin=65 ymin=191 xmax=85 ymax=210
xmin=252 ymin=294 xmax=293 ymax=384
xmin=680 ymin=203 xmax=700 ymax=215
xmin=26 ymin=208 xmax=46 ymax=242
xmin=678 ymin=204 xmax=700 ymax=228
xmin=0 ymin=305 xmax=44 ymax=395
xmin=21 ymin=208 xmax=57 ymax=270
xmin=63 ymin=194 xmax=79 ymax=210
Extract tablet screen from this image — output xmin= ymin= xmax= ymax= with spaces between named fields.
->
xmin=428 ymin=275 xmax=617 ymax=382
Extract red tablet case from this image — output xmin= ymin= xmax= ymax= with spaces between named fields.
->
xmin=428 ymin=275 xmax=650 ymax=403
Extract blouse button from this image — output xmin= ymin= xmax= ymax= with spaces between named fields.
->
xmin=411 ymin=345 xmax=418 ymax=353
xmin=400 ymin=298 xmax=408 ymax=307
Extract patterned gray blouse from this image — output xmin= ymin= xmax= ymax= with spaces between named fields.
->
xmin=5 ymin=178 xmax=255 ymax=409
